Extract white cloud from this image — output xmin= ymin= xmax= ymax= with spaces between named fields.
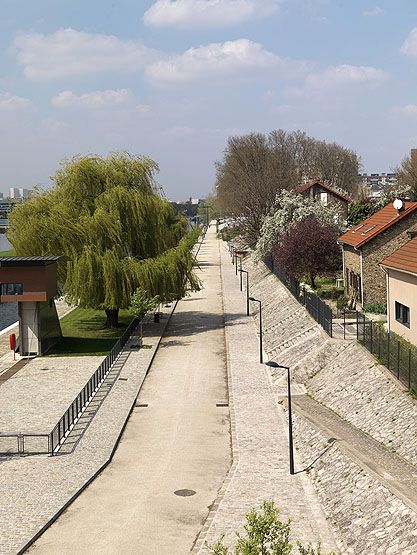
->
xmin=144 ymin=0 xmax=279 ymax=28
xmin=391 ymin=104 xmax=417 ymax=117
xmin=401 ymin=28 xmax=417 ymax=57
xmin=146 ymin=38 xmax=307 ymax=85
xmin=0 ymin=92 xmax=32 ymax=110
xmin=13 ymin=28 xmax=157 ymax=80
xmin=161 ymin=126 xmax=195 ymax=137
xmin=363 ymin=6 xmax=385 ymax=17
xmin=287 ymin=63 xmax=389 ymax=99
xmin=51 ymin=89 xmax=134 ymax=109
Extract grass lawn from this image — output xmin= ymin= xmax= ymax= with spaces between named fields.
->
xmin=48 ymin=307 xmax=135 ymax=356
xmin=0 ymin=248 xmax=16 ymax=257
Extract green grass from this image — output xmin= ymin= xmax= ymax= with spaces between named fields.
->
xmin=0 ymin=248 xmax=16 ymax=257
xmin=48 ymin=307 xmax=135 ymax=356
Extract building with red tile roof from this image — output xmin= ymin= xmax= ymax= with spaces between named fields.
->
xmin=337 ymin=201 xmax=417 ymax=307
xmin=297 ymin=180 xmax=352 ymax=218
xmin=380 ymin=234 xmax=417 ymax=344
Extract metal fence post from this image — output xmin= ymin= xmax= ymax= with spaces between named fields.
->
xmin=397 ymin=340 xmax=400 ymax=380
xmin=356 ymin=311 xmax=359 ymax=340
xmin=343 ymin=310 xmax=346 ymax=340
xmin=409 ymin=349 xmax=412 ymax=390
xmin=370 ymin=320 xmax=373 ymax=353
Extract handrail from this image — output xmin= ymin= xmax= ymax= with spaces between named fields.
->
xmin=49 ymin=316 xmax=140 ymax=455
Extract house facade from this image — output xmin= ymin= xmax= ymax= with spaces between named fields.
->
xmin=380 ymin=235 xmax=417 ymax=345
xmin=337 ymin=202 xmax=417 ymax=307
xmin=297 ymin=180 xmax=351 ymax=218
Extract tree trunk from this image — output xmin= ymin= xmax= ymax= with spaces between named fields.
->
xmin=310 ymin=273 xmax=316 ymax=289
xmin=105 ymin=308 xmax=119 ymax=328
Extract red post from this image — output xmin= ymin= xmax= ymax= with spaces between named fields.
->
xmin=9 ymin=333 xmax=16 ymax=360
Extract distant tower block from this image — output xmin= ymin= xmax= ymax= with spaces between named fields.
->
xmin=0 ymin=256 xmax=65 ymax=356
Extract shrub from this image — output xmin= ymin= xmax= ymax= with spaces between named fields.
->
xmin=336 ymin=295 xmax=349 ymax=310
xmin=363 ymin=302 xmax=387 ymax=315
xmin=207 ymin=500 xmax=335 ymax=555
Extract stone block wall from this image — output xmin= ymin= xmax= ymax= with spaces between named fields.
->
xmin=362 ymin=212 xmax=417 ymax=305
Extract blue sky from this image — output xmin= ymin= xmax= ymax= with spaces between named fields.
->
xmin=1 ymin=1 xmax=417 ymax=199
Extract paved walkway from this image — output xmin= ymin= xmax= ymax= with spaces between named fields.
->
xmin=0 ymin=306 xmax=176 ymax=555
xmin=28 ymin=227 xmax=231 ymax=554
xmin=195 ymin=240 xmax=339 ymax=552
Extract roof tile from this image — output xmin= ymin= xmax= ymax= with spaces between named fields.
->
xmin=337 ymin=202 xmax=417 ymax=248
xmin=380 ymin=236 xmax=417 ymax=274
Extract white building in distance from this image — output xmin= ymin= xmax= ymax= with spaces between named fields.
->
xmin=9 ymin=187 xmax=31 ymax=199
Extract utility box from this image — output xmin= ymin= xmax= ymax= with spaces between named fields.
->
xmin=0 ymin=256 xmax=65 ymax=356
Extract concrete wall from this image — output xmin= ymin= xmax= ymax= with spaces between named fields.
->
xmin=39 ymin=300 xmax=62 ymax=354
xmin=362 ymin=212 xmax=417 ymax=305
xmin=387 ymin=268 xmax=417 ymax=345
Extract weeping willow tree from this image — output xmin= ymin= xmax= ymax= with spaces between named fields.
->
xmin=8 ymin=152 xmax=200 ymax=327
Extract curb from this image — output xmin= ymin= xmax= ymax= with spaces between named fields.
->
xmin=17 ymin=300 xmax=179 ymax=555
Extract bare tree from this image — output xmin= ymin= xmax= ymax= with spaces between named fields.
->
xmin=215 ymin=130 xmax=359 ymax=241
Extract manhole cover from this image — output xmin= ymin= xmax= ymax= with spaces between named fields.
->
xmin=119 ymin=377 xmax=128 ymax=381
xmin=174 ymin=489 xmax=196 ymax=497
xmin=216 ymin=403 xmax=229 ymax=407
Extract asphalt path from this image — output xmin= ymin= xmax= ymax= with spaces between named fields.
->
xmin=29 ymin=227 xmax=231 ymax=555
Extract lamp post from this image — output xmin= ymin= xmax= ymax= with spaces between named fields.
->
xmin=234 ymin=250 xmax=248 ymax=284
xmin=240 ymin=269 xmax=249 ymax=315
xmin=249 ymin=297 xmax=263 ymax=363
xmin=265 ymin=360 xmax=295 ymax=475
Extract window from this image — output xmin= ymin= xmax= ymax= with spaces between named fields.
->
xmin=0 ymin=283 xmax=23 ymax=295
xmin=320 ymin=192 xmax=328 ymax=206
xmin=395 ymin=301 xmax=410 ymax=328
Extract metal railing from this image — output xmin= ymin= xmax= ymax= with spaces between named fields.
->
xmin=355 ymin=312 xmax=417 ymax=390
xmin=264 ymin=255 xmax=332 ymax=338
xmin=49 ymin=317 xmax=140 ymax=455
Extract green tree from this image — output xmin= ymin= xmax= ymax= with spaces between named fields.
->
xmin=255 ymin=190 xmax=343 ymax=261
xmin=347 ymin=199 xmax=376 ymax=226
xmin=8 ymin=152 xmax=200 ymax=327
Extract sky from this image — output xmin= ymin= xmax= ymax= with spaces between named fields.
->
xmin=1 ymin=1 xmax=417 ymax=200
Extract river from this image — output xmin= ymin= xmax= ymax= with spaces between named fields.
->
xmin=0 ymin=234 xmax=18 ymax=332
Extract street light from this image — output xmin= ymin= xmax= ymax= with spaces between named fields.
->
xmin=234 ymin=250 xmax=248 ymax=286
xmin=249 ymin=297 xmax=263 ymax=363
xmin=239 ymin=269 xmax=249 ymax=315
xmin=265 ymin=360 xmax=295 ymax=475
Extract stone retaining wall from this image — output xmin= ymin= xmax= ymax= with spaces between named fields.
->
xmin=293 ymin=413 xmax=417 ymax=555
xmin=244 ymin=255 xmax=417 ymax=469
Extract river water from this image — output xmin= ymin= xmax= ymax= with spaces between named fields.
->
xmin=0 ymin=234 xmax=18 ymax=332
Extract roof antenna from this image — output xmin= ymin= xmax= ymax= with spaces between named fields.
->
xmin=393 ymin=198 xmax=404 ymax=214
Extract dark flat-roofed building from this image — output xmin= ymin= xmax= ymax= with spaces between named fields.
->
xmin=0 ymin=256 xmax=65 ymax=355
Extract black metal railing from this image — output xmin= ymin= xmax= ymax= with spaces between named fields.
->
xmin=49 ymin=317 xmax=140 ymax=455
xmin=264 ymin=255 xmax=301 ymax=301
xmin=303 ymin=288 xmax=333 ymax=337
xmin=264 ymin=255 xmax=332 ymax=337
xmin=355 ymin=311 xmax=417 ymax=390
